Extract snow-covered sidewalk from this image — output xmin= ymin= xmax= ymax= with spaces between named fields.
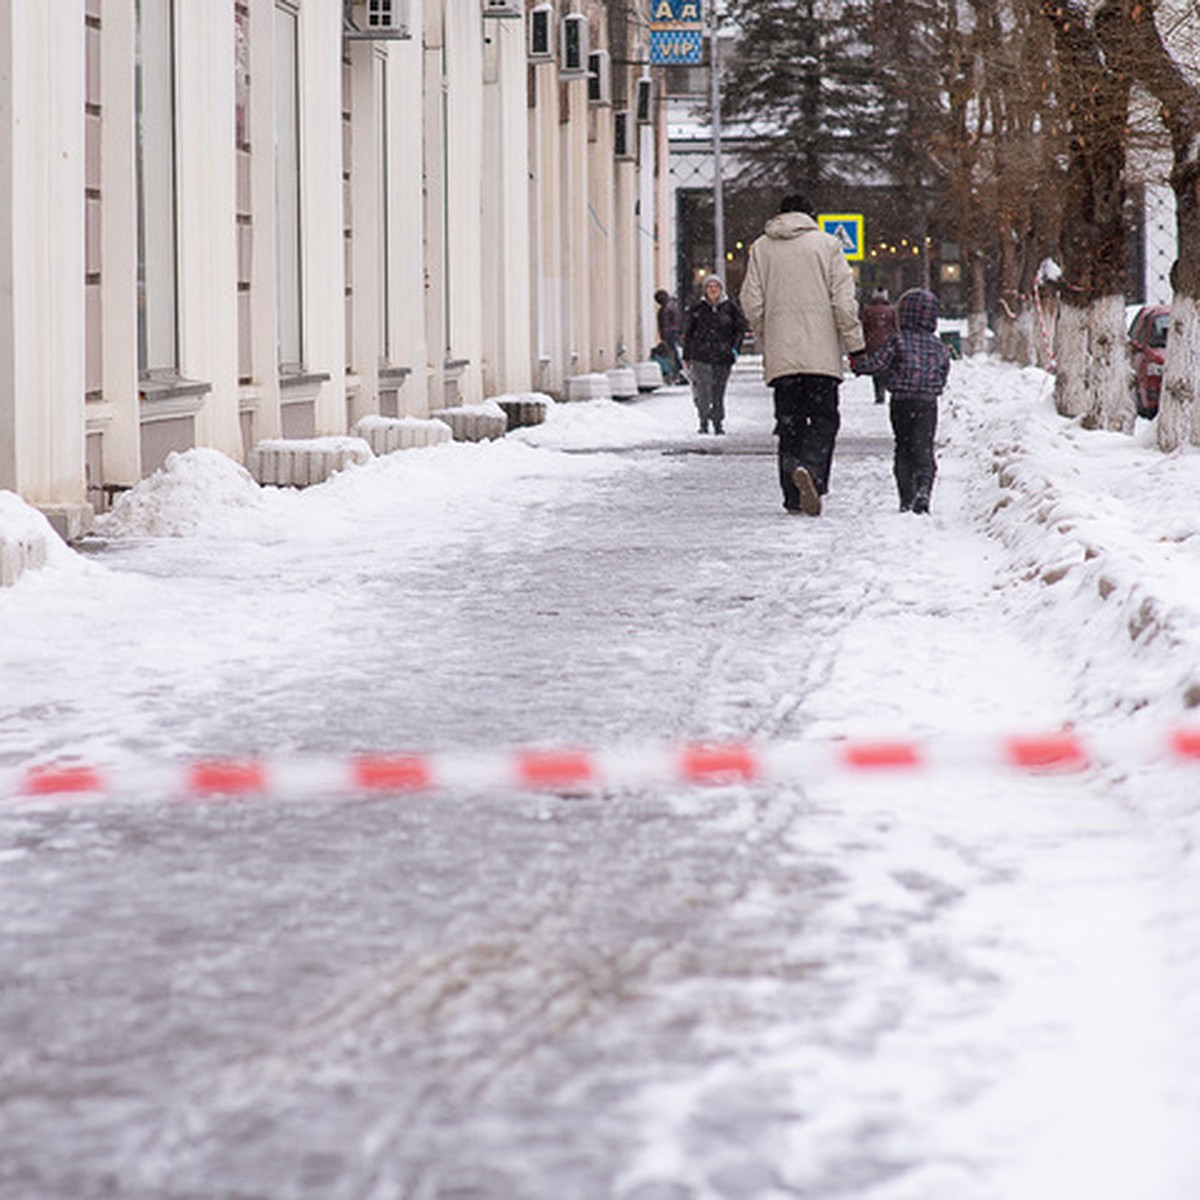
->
xmin=2 ymin=359 xmax=1200 ymax=1197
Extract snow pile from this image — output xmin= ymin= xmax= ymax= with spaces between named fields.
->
xmin=95 ymin=447 xmax=272 ymax=539
xmin=93 ymin=434 xmax=630 ymax=548
xmin=0 ymin=489 xmax=79 ymax=572
xmin=511 ymin=389 xmax=693 ymax=450
xmin=944 ymin=358 xmax=1200 ymax=719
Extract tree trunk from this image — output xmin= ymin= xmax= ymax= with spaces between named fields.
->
xmin=967 ymin=252 xmax=989 ymax=356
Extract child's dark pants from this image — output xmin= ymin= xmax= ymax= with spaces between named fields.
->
xmin=889 ymin=395 xmax=938 ymax=510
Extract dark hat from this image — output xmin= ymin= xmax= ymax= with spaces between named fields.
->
xmin=779 ymin=193 xmax=816 ymax=216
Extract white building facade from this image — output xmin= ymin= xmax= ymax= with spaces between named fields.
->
xmin=0 ymin=0 xmax=672 ymax=535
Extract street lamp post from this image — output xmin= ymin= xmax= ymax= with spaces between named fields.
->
xmin=710 ymin=5 xmax=725 ymax=278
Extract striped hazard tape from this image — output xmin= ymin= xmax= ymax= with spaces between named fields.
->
xmin=3 ymin=726 xmax=1200 ymax=806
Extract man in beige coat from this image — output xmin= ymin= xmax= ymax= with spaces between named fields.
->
xmin=740 ymin=194 xmax=865 ymax=515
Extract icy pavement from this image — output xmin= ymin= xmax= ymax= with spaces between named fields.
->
xmin=2 ymin=363 xmax=1200 ymax=1198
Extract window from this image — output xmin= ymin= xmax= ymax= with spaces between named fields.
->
xmin=528 ymin=5 xmax=553 ymax=59
xmin=636 ymin=77 xmax=653 ymax=123
xmin=366 ymin=0 xmax=401 ymax=29
xmin=275 ymin=2 xmax=303 ymax=372
xmin=614 ymin=110 xmax=633 ymax=159
xmin=587 ymin=50 xmax=610 ymax=105
xmin=135 ymin=0 xmax=179 ymax=374
xmin=560 ymin=13 xmax=587 ymax=77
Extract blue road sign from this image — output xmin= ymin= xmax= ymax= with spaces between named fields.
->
xmin=819 ymin=213 xmax=865 ymax=260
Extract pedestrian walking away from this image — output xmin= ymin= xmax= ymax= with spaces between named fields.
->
xmin=851 ymin=288 xmax=952 ymax=514
xmin=654 ymin=289 xmax=686 ymax=384
xmin=683 ymin=275 xmax=749 ymax=434
xmin=861 ymin=289 xmax=898 ymax=404
xmin=739 ymin=192 xmax=865 ymax=515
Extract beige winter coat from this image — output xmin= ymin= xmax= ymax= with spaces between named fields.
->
xmin=739 ymin=211 xmax=865 ymax=384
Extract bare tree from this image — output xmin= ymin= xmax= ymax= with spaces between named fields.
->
xmin=1097 ymin=0 xmax=1200 ymax=449
xmin=1037 ymin=0 xmax=1136 ymax=430
xmin=952 ymin=0 xmax=1065 ymax=364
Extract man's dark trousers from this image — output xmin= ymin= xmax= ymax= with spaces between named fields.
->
xmin=772 ymin=373 xmax=841 ymax=510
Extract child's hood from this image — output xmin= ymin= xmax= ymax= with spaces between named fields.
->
xmin=897 ymin=288 xmax=940 ymax=334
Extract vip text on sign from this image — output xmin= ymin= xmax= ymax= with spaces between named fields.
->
xmin=649 ymin=29 xmax=704 ymax=64
xmin=819 ymin=213 xmax=865 ymax=261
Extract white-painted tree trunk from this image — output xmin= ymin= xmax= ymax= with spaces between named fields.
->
xmin=1054 ymin=302 xmax=1092 ymax=419
xmin=1157 ymin=294 xmax=1200 ymax=451
xmin=967 ymin=307 xmax=989 ymax=357
xmin=994 ymin=307 xmax=1042 ymax=367
xmin=1053 ymin=296 xmax=1133 ymax=431
xmin=1092 ymin=293 xmax=1136 ymax=434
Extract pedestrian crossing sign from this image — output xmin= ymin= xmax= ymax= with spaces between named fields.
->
xmin=819 ymin=213 xmax=865 ymax=261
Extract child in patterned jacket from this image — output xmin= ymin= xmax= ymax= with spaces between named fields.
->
xmin=851 ymin=287 xmax=951 ymax=514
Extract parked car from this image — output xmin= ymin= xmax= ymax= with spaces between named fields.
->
xmin=1127 ymin=304 xmax=1171 ymax=418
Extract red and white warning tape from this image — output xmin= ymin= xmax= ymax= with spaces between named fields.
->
xmin=3 ymin=726 xmax=1200 ymax=806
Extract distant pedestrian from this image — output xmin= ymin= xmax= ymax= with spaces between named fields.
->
xmin=861 ymin=289 xmax=898 ymax=404
xmin=851 ymin=288 xmax=951 ymax=514
xmin=739 ymin=193 xmax=865 ymax=515
xmin=683 ymin=276 xmax=748 ymax=434
xmin=654 ymin=289 xmax=685 ymax=384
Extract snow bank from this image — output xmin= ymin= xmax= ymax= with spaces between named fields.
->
xmin=945 ymin=358 xmax=1200 ymax=718
xmin=94 ymin=447 xmax=273 ymax=539
xmin=92 ymin=434 xmax=631 ymax=546
xmin=0 ymin=489 xmax=82 ymax=577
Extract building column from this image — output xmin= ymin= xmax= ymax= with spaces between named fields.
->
xmin=175 ymin=0 xmax=241 ymax=458
xmin=93 ymin=0 xmax=140 ymax=495
xmin=348 ymin=39 xmax=383 ymax=427
xmin=299 ymin=0 xmax=348 ymax=434
xmin=481 ymin=11 xmax=533 ymax=396
xmin=443 ymin=1 xmax=485 ymax=405
xmin=384 ymin=6 xmax=429 ymax=415
xmin=638 ymin=107 xmax=658 ymax=358
xmin=562 ymin=71 xmax=591 ymax=374
xmin=244 ymin=0 xmax=283 ymax=443
xmin=0 ymin=0 xmax=89 ymax=533
xmin=587 ymin=70 xmax=617 ymax=372
xmin=614 ymin=154 xmax=639 ymax=364
xmin=530 ymin=56 xmax=566 ymax=396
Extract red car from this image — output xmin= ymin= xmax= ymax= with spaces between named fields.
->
xmin=1128 ymin=304 xmax=1171 ymax=418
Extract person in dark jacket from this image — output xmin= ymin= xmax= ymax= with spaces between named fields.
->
xmin=683 ymin=275 xmax=749 ymax=434
xmin=851 ymin=288 xmax=951 ymax=514
xmin=860 ymin=289 xmax=898 ymax=404
xmin=654 ymin=289 xmax=685 ymax=384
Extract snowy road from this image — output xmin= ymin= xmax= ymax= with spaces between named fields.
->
xmin=2 ymin=366 xmax=1199 ymax=1198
